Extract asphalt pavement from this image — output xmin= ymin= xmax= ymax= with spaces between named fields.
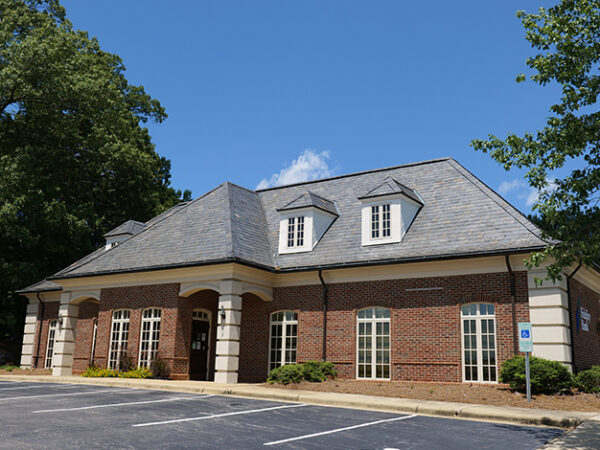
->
xmin=0 ymin=380 xmax=564 ymax=449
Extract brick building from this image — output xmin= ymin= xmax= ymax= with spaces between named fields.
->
xmin=18 ymin=158 xmax=600 ymax=383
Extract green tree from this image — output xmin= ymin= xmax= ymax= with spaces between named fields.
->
xmin=0 ymin=0 xmax=190 ymax=359
xmin=472 ymin=0 xmax=600 ymax=280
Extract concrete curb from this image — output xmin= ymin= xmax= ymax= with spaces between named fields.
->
xmin=0 ymin=375 xmax=594 ymax=428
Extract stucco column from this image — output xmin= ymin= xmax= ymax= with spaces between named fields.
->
xmin=52 ymin=293 xmax=79 ymax=376
xmin=214 ymin=279 xmax=242 ymax=384
xmin=20 ymin=299 xmax=39 ymax=369
xmin=528 ymin=269 xmax=573 ymax=369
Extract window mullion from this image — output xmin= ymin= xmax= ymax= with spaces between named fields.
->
xmin=281 ymin=319 xmax=287 ymax=366
xmin=371 ymin=319 xmax=376 ymax=379
xmin=476 ymin=317 xmax=483 ymax=382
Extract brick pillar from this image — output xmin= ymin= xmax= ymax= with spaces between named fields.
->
xmin=214 ymin=279 xmax=242 ymax=384
xmin=20 ymin=300 xmax=39 ymax=369
xmin=52 ymin=293 xmax=79 ymax=376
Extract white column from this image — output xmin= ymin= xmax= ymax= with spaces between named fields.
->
xmin=528 ymin=270 xmax=573 ymax=369
xmin=52 ymin=293 xmax=79 ymax=376
xmin=214 ymin=279 xmax=242 ymax=384
xmin=20 ymin=299 xmax=39 ymax=369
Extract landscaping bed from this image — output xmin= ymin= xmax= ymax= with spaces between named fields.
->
xmin=0 ymin=366 xmax=50 ymax=376
xmin=266 ymin=379 xmax=600 ymax=412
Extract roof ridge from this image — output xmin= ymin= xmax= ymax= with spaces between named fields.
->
xmin=255 ymin=157 xmax=452 ymax=192
xmin=53 ymin=185 xmax=227 ymax=278
xmin=445 ymin=158 xmax=548 ymax=244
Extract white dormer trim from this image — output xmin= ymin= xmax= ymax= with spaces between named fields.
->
xmin=360 ymin=193 xmax=421 ymax=246
xmin=278 ymin=209 xmax=313 ymax=254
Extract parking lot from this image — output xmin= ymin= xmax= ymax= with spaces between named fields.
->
xmin=0 ymin=381 xmax=563 ymax=449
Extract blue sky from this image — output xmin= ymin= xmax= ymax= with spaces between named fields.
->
xmin=62 ymin=0 xmax=560 ymax=214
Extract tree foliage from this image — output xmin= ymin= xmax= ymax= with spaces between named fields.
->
xmin=472 ymin=0 xmax=600 ymax=279
xmin=0 ymin=0 xmax=190 ymax=357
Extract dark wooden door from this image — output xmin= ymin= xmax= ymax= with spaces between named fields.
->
xmin=190 ymin=320 xmax=210 ymax=380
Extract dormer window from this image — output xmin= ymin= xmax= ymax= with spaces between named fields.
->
xmin=359 ymin=178 xmax=423 ymax=247
xmin=371 ymin=204 xmax=391 ymax=239
xmin=278 ymin=192 xmax=338 ymax=255
xmin=287 ymin=216 xmax=305 ymax=248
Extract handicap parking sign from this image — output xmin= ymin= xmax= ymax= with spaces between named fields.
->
xmin=518 ymin=322 xmax=533 ymax=353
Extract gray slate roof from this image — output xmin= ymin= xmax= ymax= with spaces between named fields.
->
xmin=358 ymin=177 xmax=423 ymax=205
xmin=46 ymin=157 xmax=548 ymax=280
xmin=104 ymin=220 xmax=147 ymax=238
xmin=277 ymin=192 xmax=338 ymax=216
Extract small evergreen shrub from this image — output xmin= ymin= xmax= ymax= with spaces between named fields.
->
xmin=268 ymin=364 xmax=304 ymax=384
xmin=150 ymin=355 xmax=170 ymax=379
xmin=119 ymin=353 xmax=133 ymax=372
xmin=302 ymin=361 xmax=337 ymax=382
xmin=268 ymin=361 xmax=337 ymax=384
xmin=500 ymin=355 xmax=573 ymax=394
xmin=576 ymin=366 xmax=600 ymax=393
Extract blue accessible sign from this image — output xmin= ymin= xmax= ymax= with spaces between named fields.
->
xmin=518 ymin=322 xmax=533 ymax=353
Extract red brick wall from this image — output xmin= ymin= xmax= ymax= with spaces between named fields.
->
xmin=570 ymin=279 xmax=600 ymax=372
xmin=96 ymin=284 xmax=181 ymax=375
xmin=239 ymin=271 xmax=529 ymax=383
xmin=72 ymin=300 xmax=99 ymax=374
xmin=32 ymin=302 xmax=59 ymax=369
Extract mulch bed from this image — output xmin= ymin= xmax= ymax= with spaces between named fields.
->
xmin=0 ymin=368 xmax=51 ymax=376
xmin=266 ymin=379 xmax=600 ymax=412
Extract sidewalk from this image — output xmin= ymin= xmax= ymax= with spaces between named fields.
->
xmin=1 ymin=374 xmax=598 ymax=430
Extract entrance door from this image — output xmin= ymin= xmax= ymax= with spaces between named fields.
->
xmin=190 ymin=319 xmax=210 ymax=380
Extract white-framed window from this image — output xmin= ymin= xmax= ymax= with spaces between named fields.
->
xmin=269 ymin=311 xmax=298 ymax=372
xmin=461 ymin=303 xmax=497 ymax=383
xmin=138 ymin=308 xmax=161 ymax=368
xmin=371 ymin=204 xmax=391 ymax=239
xmin=286 ymin=216 xmax=305 ymax=248
xmin=44 ymin=319 xmax=58 ymax=369
xmin=357 ymin=307 xmax=390 ymax=379
xmin=108 ymin=310 xmax=130 ymax=369
xmin=90 ymin=318 xmax=98 ymax=366
xmin=192 ymin=309 xmax=210 ymax=320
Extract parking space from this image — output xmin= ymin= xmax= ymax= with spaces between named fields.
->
xmin=0 ymin=381 xmax=563 ymax=449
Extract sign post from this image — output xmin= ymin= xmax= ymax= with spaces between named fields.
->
xmin=518 ymin=322 xmax=533 ymax=403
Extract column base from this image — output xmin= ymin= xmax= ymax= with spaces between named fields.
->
xmin=52 ymin=366 xmax=73 ymax=376
xmin=214 ymin=371 xmax=238 ymax=384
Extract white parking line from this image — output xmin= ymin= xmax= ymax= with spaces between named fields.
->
xmin=263 ymin=414 xmax=418 ymax=446
xmin=33 ymin=394 xmax=216 ymax=413
xmin=132 ymin=403 xmax=309 ymax=427
xmin=0 ymin=383 xmax=77 ymax=391
xmin=0 ymin=388 xmax=132 ymax=401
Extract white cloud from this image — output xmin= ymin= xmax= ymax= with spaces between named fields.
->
xmin=498 ymin=177 xmax=557 ymax=208
xmin=256 ymin=149 xmax=334 ymax=189
xmin=498 ymin=179 xmax=526 ymax=196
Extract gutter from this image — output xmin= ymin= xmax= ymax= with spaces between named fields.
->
xmin=46 ymin=246 xmax=548 ymax=282
xmin=566 ymin=263 xmax=582 ymax=373
xmin=505 ymin=255 xmax=518 ymax=355
xmin=318 ymin=270 xmax=328 ymax=362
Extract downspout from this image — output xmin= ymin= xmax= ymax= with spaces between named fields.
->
xmin=34 ymin=292 xmax=45 ymax=369
xmin=566 ymin=263 xmax=582 ymax=374
xmin=505 ymin=255 xmax=518 ymax=355
xmin=318 ymin=270 xmax=328 ymax=361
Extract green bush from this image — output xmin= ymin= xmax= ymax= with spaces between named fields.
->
xmin=150 ymin=355 xmax=170 ymax=379
xmin=119 ymin=353 xmax=134 ymax=372
xmin=82 ymin=365 xmax=152 ymax=379
xmin=576 ymin=366 xmax=600 ymax=393
xmin=500 ymin=355 xmax=573 ymax=394
xmin=268 ymin=361 xmax=337 ymax=384
xmin=302 ymin=361 xmax=337 ymax=382
xmin=267 ymin=364 xmax=304 ymax=384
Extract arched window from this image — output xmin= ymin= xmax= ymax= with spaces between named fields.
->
xmin=108 ymin=310 xmax=130 ymax=369
xmin=269 ymin=311 xmax=298 ymax=372
xmin=44 ymin=319 xmax=58 ymax=369
xmin=461 ymin=303 xmax=497 ymax=382
xmin=357 ymin=307 xmax=390 ymax=379
xmin=139 ymin=308 xmax=161 ymax=368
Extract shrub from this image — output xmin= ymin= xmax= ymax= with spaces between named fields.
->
xmin=119 ymin=367 xmax=152 ymax=379
xmin=576 ymin=366 xmax=600 ymax=393
xmin=119 ymin=353 xmax=134 ymax=372
xmin=302 ymin=361 xmax=337 ymax=382
xmin=150 ymin=355 xmax=170 ymax=379
xmin=500 ymin=355 xmax=574 ymax=394
xmin=82 ymin=366 xmax=119 ymax=377
xmin=268 ymin=361 xmax=337 ymax=384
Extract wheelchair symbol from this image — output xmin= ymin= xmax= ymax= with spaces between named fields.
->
xmin=521 ymin=330 xmax=530 ymax=339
